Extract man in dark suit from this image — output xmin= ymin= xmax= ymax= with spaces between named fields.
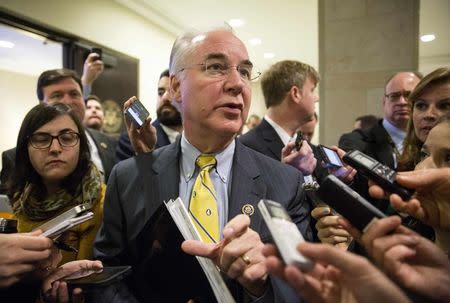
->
xmin=1 ymin=68 xmax=117 ymax=189
xmin=240 ymin=61 xmax=327 ymax=182
xmin=116 ymin=69 xmax=182 ymax=161
xmin=92 ymin=27 xmax=312 ymax=303
xmin=338 ymin=72 xmax=423 ymax=216
xmin=339 ymin=72 xmax=422 ymax=169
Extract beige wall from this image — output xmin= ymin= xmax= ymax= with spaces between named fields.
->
xmin=319 ymin=0 xmax=419 ymax=146
xmin=0 ymin=70 xmax=37 ymax=161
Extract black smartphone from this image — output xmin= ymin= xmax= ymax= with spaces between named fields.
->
xmin=295 ymin=131 xmax=303 ymax=151
xmin=125 ymin=99 xmax=150 ymax=128
xmin=318 ymin=145 xmax=343 ymax=169
xmin=343 ymin=150 xmax=414 ymax=200
xmin=316 ymin=175 xmax=386 ymax=232
xmin=65 ymin=266 xmax=131 ymax=291
xmin=91 ymin=47 xmax=102 ymax=61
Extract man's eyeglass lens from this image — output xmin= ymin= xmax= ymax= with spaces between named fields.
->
xmin=385 ymin=91 xmax=411 ymax=102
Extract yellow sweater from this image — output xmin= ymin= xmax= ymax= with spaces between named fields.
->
xmin=15 ymin=184 xmax=105 ymax=265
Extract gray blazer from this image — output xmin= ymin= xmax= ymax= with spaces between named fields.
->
xmin=93 ymin=138 xmax=312 ymax=303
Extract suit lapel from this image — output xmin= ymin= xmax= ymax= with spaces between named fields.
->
xmin=140 ymin=141 xmax=180 ymax=221
xmin=258 ymin=119 xmax=284 ymax=160
xmin=371 ymin=123 xmax=395 ymax=168
xmin=229 ymin=141 xmax=266 ymax=231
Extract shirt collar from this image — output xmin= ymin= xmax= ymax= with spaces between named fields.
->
xmin=180 ymin=133 xmax=235 ymax=183
xmin=160 ymin=123 xmax=180 ymax=143
xmin=382 ymin=118 xmax=406 ymax=149
xmin=263 ymin=115 xmax=292 ymax=146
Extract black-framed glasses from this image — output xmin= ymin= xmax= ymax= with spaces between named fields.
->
xmin=179 ymin=58 xmax=261 ymax=82
xmin=385 ymin=90 xmax=411 ymax=103
xmin=28 ymin=132 xmax=80 ymax=149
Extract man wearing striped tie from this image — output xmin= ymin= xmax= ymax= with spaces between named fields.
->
xmin=93 ymin=26 xmax=313 ymax=303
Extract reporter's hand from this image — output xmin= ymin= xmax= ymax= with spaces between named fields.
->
xmin=282 ymin=140 xmax=317 ymax=175
xmin=360 ymin=216 xmax=450 ymax=302
xmin=264 ymin=242 xmax=411 ymax=303
xmin=368 ymin=168 xmax=450 ymax=229
xmin=182 ymin=214 xmax=267 ymax=296
xmin=327 ymin=147 xmax=356 ymax=183
xmin=123 ymin=96 xmax=157 ymax=154
xmin=0 ymin=231 xmax=53 ymax=288
xmin=81 ymin=53 xmax=104 ymax=86
xmin=311 ymin=206 xmax=352 ymax=248
xmin=41 ymin=260 xmax=103 ymax=303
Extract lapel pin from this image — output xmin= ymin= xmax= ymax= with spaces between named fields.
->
xmin=100 ymin=142 xmax=108 ymax=149
xmin=241 ymin=204 xmax=254 ymax=216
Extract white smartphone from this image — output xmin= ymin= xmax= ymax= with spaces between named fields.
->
xmin=34 ymin=204 xmax=93 ymax=238
xmin=258 ymin=199 xmax=313 ymax=271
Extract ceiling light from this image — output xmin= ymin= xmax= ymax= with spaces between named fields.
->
xmin=249 ymin=38 xmax=262 ymax=46
xmin=227 ymin=19 xmax=245 ymax=28
xmin=420 ymin=34 xmax=435 ymax=42
xmin=0 ymin=40 xmax=14 ymax=48
xmin=264 ymin=52 xmax=275 ymax=59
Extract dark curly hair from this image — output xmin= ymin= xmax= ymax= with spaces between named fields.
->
xmin=7 ymin=103 xmax=91 ymax=200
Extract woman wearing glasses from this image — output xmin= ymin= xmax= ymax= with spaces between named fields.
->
xmin=6 ymin=102 xmax=104 ymax=265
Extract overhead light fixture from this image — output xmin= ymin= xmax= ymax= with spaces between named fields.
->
xmin=227 ymin=19 xmax=245 ymax=28
xmin=420 ymin=34 xmax=435 ymax=42
xmin=249 ymin=38 xmax=262 ymax=46
xmin=0 ymin=40 xmax=14 ymax=48
xmin=264 ymin=52 xmax=275 ymax=59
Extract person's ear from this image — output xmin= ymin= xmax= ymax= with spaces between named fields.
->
xmin=169 ymin=74 xmax=182 ymax=104
xmin=290 ymin=85 xmax=302 ymax=104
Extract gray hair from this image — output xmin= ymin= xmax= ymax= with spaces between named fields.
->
xmin=169 ymin=25 xmax=234 ymax=76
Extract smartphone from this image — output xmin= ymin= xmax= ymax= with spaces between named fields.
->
xmin=91 ymin=47 xmax=102 ymax=61
xmin=318 ymin=145 xmax=343 ymax=169
xmin=316 ymin=175 xmax=386 ymax=232
xmin=295 ymin=131 xmax=303 ymax=151
xmin=258 ymin=199 xmax=313 ymax=271
xmin=34 ymin=204 xmax=92 ymax=238
xmin=342 ymin=150 xmax=414 ymax=200
xmin=125 ymin=99 xmax=150 ymax=128
xmin=0 ymin=218 xmax=17 ymax=233
xmin=65 ymin=266 xmax=131 ymax=291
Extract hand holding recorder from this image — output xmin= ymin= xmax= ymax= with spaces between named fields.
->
xmin=282 ymin=132 xmax=317 ymax=175
xmin=123 ymin=96 xmax=157 ymax=154
xmin=369 ymin=168 xmax=450 ymax=230
xmin=264 ymin=241 xmax=411 ymax=303
xmin=318 ymin=145 xmax=356 ymax=183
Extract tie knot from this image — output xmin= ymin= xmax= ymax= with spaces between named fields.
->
xmin=196 ymin=154 xmax=216 ymax=170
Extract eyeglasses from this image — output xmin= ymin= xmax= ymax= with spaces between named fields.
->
xmin=179 ymin=58 xmax=261 ymax=82
xmin=29 ymin=132 xmax=80 ymax=149
xmin=385 ymin=90 xmax=411 ymax=103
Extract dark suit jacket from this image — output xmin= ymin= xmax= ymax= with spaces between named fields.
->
xmin=338 ymin=120 xmax=395 ymax=169
xmin=115 ymin=119 xmax=171 ymax=161
xmin=92 ymin=138 xmax=312 ymax=303
xmin=239 ymin=119 xmax=328 ymax=183
xmin=0 ymin=128 xmax=117 ymax=193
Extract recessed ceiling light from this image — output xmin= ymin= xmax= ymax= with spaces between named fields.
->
xmin=0 ymin=40 xmax=14 ymax=48
xmin=264 ymin=52 xmax=275 ymax=59
xmin=249 ymin=38 xmax=262 ymax=46
xmin=227 ymin=19 xmax=245 ymax=28
xmin=420 ymin=34 xmax=436 ymax=42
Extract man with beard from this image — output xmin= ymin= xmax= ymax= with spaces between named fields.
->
xmin=115 ymin=69 xmax=182 ymax=161
xmin=83 ymin=95 xmax=105 ymax=131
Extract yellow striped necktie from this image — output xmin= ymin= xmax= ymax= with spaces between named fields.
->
xmin=189 ymin=154 xmax=219 ymax=243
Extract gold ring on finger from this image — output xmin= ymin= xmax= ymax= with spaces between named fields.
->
xmin=240 ymin=254 xmax=251 ymax=266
